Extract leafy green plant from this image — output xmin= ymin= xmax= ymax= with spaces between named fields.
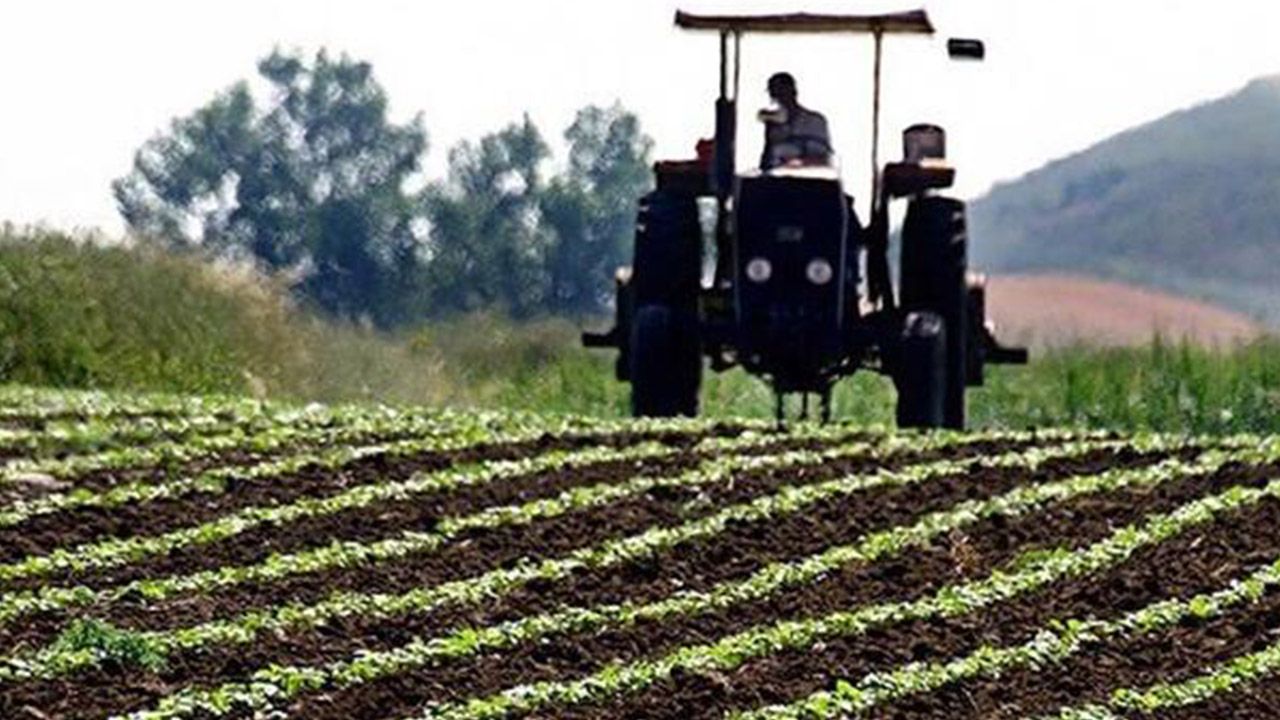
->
xmin=46 ymin=618 xmax=168 ymax=674
xmin=369 ymin=440 xmax=1280 ymax=720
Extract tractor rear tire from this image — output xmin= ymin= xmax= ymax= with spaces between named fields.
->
xmin=895 ymin=312 xmax=947 ymax=430
xmin=628 ymin=188 xmax=702 ymax=418
xmin=630 ymin=304 xmax=701 ymax=418
xmin=632 ymin=191 xmax=701 ymax=309
xmin=901 ymin=196 xmax=968 ymax=429
xmin=965 ymin=278 xmax=987 ymax=387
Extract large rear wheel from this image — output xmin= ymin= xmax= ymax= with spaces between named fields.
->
xmin=895 ymin=311 xmax=947 ymax=429
xmin=901 ymin=196 xmax=968 ymax=429
xmin=628 ymin=189 xmax=702 ymax=418
xmin=630 ymin=304 xmax=700 ymax=417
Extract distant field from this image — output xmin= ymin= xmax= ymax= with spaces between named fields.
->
xmin=987 ymin=273 xmax=1263 ymax=347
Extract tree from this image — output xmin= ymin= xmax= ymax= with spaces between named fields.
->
xmin=420 ymin=115 xmax=551 ymax=317
xmin=113 ymin=50 xmax=427 ymax=327
xmin=540 ymin=104 xmax=653 ymax=316
xmin=420 ymin=107 xmax=652 ymax=319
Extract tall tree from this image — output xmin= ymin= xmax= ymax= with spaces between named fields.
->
xmin=420 ymin=115 xmax=551 ymax=317
xmin=540 ymin=104 xmax=653 ymax=316
xmin=113 ymin=50 xmax=426 ymax=327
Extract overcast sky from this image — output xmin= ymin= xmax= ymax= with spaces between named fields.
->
xmin=2 ymin=0 xmax=1278 ymax=233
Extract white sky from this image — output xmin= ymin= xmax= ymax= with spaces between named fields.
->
xmin=2 ymin=0 xmax=1279 ymax=233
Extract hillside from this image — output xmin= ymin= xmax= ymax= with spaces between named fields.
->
xmin=985 ymin=274 xmax=1262 ymax=348
xmin=969 ymin=76 xmax=1280 ymax=324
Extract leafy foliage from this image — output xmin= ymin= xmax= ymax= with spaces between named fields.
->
xmin=114 ymin=50 xmax=653 ymax=324
xmin=420 ymin=116 xmax=552 ymax=317
xmin=540 ymin=105 xmax=654 ymax=316
xmin=48 ymin=619 xmax=168 ymax=673
xmin=419 ymin=105 xmax=652 ymax=318
xmin=114 ymin=50 xmax=427 ymax=327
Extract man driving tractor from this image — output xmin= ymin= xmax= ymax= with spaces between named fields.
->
xmin=759 ymin=72 xmax=833 ymax=169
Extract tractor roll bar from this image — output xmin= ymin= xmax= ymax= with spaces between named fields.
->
xmin=674 ymin=11 xmax=935 ymax=35
xmin=678 ymin=8 xmax=938 ymax=215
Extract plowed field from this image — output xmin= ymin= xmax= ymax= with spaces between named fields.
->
xmin=1 ymin=386 xmax=1279 ymax=719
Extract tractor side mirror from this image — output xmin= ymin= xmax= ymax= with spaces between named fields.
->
xmin=948 ymin=38 xmax=985 ymax=61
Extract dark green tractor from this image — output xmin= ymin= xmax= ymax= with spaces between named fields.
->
xmin=584 ymin=10 xmax=1026 ymax=427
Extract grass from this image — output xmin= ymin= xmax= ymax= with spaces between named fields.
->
xmin=1 ymin=226 xmax=1277 ymax=434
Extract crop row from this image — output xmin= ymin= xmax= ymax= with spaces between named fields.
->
xmin=0 ymin=398 xmax=487 ymax=471
xmin=0 ymin=398 xmax=747 ymax=531
xmin=0 ymin=437 xmax=709 ymax=582
xmin=100 ymin=435 xmax=1127 ymax=718
xmin=0 ymin=386 xmax=732 ymax=445
xmin=1042 ymin=633 xmax=1280 ymax=719
xmin=734 ymin=462 xmax=1280 ymax=718
xmin=1 ymin=427 xmax=1077 ymax=686
xmin=0 ymin=410 xmax=279 ymax=460
xmin=0 ymin=423 xmax=856 ymax=625
xmin=0 ymin=415 xmax=517 ymax=527
xmin=0 ymin=401 xmax=567 ymax=488
xmin=0 ymin=403 xmax=337 ymax=482
xmin=354 ymin=438 xmax=1280 ymax=720
xmin=0 ymin=386 xmax=282 ymax=423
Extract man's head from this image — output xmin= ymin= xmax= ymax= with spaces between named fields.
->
xmin=767 ymin=72 xmax=798 ymax=108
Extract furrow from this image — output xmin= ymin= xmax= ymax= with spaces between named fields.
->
xmin=281 ymin=444 xmax=1203 ymax=720
xmin=0 ymin=401 xmax=723 ymax=498
xmin=0 ymin=424 xmax=868 ymax=641
xmin=102 ymin=437 xmax=1120 ymax=719
xmin=0 ymin=409 xmax=735 ymax=563
xmin=705 ymin=467 xmax=1280 ymax=720
xmin=0 ymin=405 xmax=521 ymax=496
xmin=734 ymin=477 xmax=1280 ymax=719
xmin=1039 ymin=634 xmax=1280 ymax=719
xmin=386 ymin=439 xmax=1280 ymax=720
xmin=0 ymin=434 xmax=709 ymax=580
xmin=0 ymin=428 xmax=805 ymax=590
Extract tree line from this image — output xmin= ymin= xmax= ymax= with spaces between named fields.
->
xmin=114 ymin=50 xmax=654 ymax=327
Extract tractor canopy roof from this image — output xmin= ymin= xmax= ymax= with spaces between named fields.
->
xmin=674 ymin=9 xmax=934 ymax=35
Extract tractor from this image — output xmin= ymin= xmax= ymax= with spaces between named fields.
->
xmin=583 ymin=9 xmax=1027 ymax=428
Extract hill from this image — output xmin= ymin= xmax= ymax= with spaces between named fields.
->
xmin=969 ymin=76 xmax=1280 ymax=324
xmin=984 ymin=274 xmax=1262 ymax=348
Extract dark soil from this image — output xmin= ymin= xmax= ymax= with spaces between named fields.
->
xmin=0 ymin=438 xmax=1036 ymax=718
xmin=485 ymin=463 xmax=1280 ymax=720
xmin=880 ymin=508 xmax=1280 ymax=718
xmin=1151 ymin=676 xmax=1280 ymax=719
xmin=8 ymin=417 xmax=700 ymax=499
xmin=0 ymin=429 xmax=911 ymax=650
xmin=0 ymin=427 xmax=732 ymax=581
xmin=3 ymin=445 xmax=1161 ymax=720
xmin=902 ymin=590 xmax=1280 ymax=719
xmin=0 ymin=440 xmax=710 ymax=572
xmin=285 ymin=448 xmax=1232 ymax=720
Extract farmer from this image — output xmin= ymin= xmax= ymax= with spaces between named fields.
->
xmin=759 ymin=72 xmax=833 ymax=170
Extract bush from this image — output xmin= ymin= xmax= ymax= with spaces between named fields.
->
xmin=2 ymin=226 xmax=1277 ymax=435
xmin=0 ymin=228 xmax=300 ymax=394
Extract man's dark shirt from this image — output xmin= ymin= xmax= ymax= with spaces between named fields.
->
xmin=761 ymin=106 xmax=832 ymax=170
